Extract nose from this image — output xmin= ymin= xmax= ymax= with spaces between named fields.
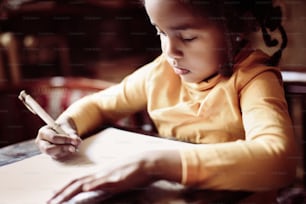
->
xmin=162 ymin=36 xmax=183 ymax=59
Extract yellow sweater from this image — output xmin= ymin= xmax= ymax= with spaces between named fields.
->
xmin=61 ymin=50 xmax=297 ymax=196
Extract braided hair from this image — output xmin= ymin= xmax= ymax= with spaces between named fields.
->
xmin=141 ymin=0 xmax=287 ymax=77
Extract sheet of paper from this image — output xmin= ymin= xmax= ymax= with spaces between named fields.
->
xmin=0 ymin=128 xmax=192 ymax=204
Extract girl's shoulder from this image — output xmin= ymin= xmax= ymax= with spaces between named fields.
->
xmin=138 ymin=54 xmax=177 ymax=80
xmin=123 ymin=54 xmax=168 ymax=80
xmin=233 ymin=50 xmax=282 ymax=89
xmin=122 ymin=54 xmax=179 ymax=89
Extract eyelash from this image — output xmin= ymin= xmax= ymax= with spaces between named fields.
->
xmin=156 ymin=30 xmax=197 ymax=43
xmin=181 ymin=36 xmax=197 ymax=42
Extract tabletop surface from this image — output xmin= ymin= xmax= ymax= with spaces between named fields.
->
xmin=0 ymin=139 xmax=40 ymax=166
xmin=0 ymin=128 xmax=253 ymax=204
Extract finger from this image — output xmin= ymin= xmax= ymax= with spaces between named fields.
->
xmin=50 ymin=147 xmax=75 ymax=160
xmin=48 ymin=176 xmax=93 ymax=204
xmin=82 ymin=171 xmax=124 ymax=193
xmin=48 ymin=181 xmax=82 ymax=204
xmin=61 ymin=131 xmax=82 ymax=146
xmin=35 ymin=138 xmax=56 ymax=155
xmin=82 ymin=174 xmax=112 ymax=192
xmin=51 ymin=125 xmax=82 ymax=147
xmin=47 ymin=133 xmax=80 ymax=146
xmin=68 ymin=190 xmax=109 ymax=204
xmin=69 ymin=133 xmax=82 ymax=147
xmin=37 ymin=125 xmax=54 ymax=141
xmin=39 ymin=126 xmax=81 ymax=146
xmin=38 ymin=140 xmax=76 ymax=159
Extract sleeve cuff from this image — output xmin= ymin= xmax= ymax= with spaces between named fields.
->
xmin=179 ymin=148 xmax=202 ymax=185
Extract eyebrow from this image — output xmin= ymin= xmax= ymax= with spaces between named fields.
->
xmin=170 ymin=24 xmax=195 ymax=30
xmin=152 ymin=23 xmax=195 ymax=31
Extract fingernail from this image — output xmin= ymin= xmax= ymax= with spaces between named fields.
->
xmin=72 ymin=137 xmax=81 ymax=146
xmin=53 ymin=198 xmax=62 ymax=204
xmin=71 ymin=140 xmax=78 ymax=146
xmin=83 ymin=184 xmax=91 ymax=191
xmin=49 ymin=197 xmax=60 ymax=204
xmin=69 ymin=146 xmax=76 ymax=153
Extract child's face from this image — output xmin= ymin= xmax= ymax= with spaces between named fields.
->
xmin=144 ymin=0 xmax=227 ymax=83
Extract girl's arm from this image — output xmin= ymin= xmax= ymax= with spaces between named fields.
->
xmin=35 ymin=57 xmax=158 ymax=159
xmin=179 ymin=70 xmax=299 ymax=191
xmin=47 ymin=149 xmax=182 ymax=204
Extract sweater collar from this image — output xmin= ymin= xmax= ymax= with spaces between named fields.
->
xmin=182 ymin=73 xmax=223 ymax=91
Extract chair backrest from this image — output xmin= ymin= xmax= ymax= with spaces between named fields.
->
xmin=0 ymin=32 xmax=72 ymax=86
xmin=0 ymin=33 xmax=21 ymax=85
xmin=284 ymin=82 xmax=306 ymax=142
xmin=282 ymin=71 xmax=306 ymax=148
xmin=283 ymin=73 xmax=306 ymax=186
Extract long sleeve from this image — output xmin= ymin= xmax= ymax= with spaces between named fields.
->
xmin=58 ymin=51 xmax=299 ymax=191
xmin=179 ymin=68 xmax=298 ymax=191
xmin=58 ymin=60 xmax=156 ymax=135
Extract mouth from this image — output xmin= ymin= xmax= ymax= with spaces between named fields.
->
xmin=173 ymin=66 xmax=190 ymax=75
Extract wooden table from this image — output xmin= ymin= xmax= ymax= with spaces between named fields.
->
xmin=0 ymin=139 xmax=40 ymax=166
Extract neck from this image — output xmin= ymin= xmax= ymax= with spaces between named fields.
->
xmin=202 ymin=72 xmax=219 ymax=82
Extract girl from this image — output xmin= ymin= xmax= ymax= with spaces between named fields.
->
xmin=38 ymin=0 xmax=298 ymax=203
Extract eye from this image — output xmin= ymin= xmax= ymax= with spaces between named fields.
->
xmin=180 ymin=34 xmax=197 ymax=42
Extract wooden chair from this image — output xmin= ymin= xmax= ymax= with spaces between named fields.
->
xmin=0 ymin=33 xmax=21 ymax=85
xmin=284 ymin=81 xmax=306 ymax=185
xmin=0 ymin=32 xmax=71 ymax=86
xmin=22 ymin=35 xmax=71 ymax=78
xmin=282 ymin=73 xmax=306 ymax=156
xmin=278 ymin=75 xmax=306 ymax=204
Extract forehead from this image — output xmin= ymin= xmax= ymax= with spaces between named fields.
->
xmin=144 ymin=0 xmax=206 ymax=30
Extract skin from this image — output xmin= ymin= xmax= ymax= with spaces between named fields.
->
xmin=36 ymin=0 xmax=229 ymax=203
xmin=145 ymin=0 xmax=227 ymax=83
xmin=36 ymin=118 xmax=81 ymax=160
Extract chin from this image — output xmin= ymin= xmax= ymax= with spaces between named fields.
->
xmin=180 ymin=76 xmax=199 ymax=83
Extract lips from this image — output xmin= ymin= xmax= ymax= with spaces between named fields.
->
xmin=173 ymin=66 xmax=190 ymax=75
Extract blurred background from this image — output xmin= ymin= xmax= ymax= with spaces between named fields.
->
xmin=0 ymin=0 xmax=162 ymax=84
xmin=0 ymin=0 xmax=161 ymax=147
xmin=0 ymin=0 xmax=305 ymax=151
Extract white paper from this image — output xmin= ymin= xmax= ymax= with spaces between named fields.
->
xmin=0 ymin=128 xmax=192 ymax=204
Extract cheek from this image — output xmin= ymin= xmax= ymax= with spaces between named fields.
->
xmin=188 ymin=43 xmax=223 ymax=69
xmin=190 ymin=41 xmax=216 ymax=60
xmin=199 ymin=38 xmax=226 ymax=64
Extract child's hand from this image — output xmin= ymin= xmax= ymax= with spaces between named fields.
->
xmin=46 ymin=153 xmax=156 ymax=204
xmin=47 ymin=150 xmax=181 ymax=203
xmin=35 ymin=124 xmax=82 ymax=160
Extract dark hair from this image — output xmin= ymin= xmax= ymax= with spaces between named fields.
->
xmin=141 ymin=0 xmax=287 ymax=77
